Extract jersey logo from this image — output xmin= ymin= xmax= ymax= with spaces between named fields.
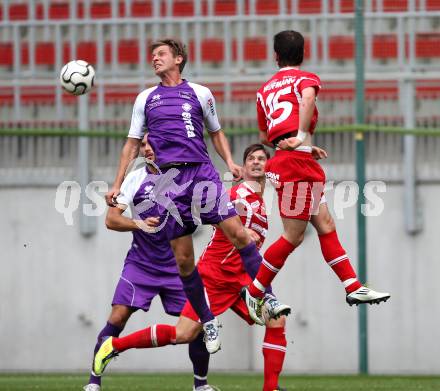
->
xmin=207 ymin=98 xmax=215 ymax=116
xmin=151 ymin=94 xmax=161 ymax=101
xmin=179 ymin=90 xmax=193 ymax=100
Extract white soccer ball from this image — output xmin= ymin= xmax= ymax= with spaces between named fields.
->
xmin=60 ymin=60 xmax=95 ymax=96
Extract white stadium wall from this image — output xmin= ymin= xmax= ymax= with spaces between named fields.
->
xmin=0 ymin=182 xmax=439 ymax=374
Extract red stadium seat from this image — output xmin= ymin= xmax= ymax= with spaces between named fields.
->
xmin=416 ymin=33 xmax=440 ymax=57
xmin=298 ymin=0 xmax=321 ymax=13
xmin=118 ymin=39 xmax=139 ymax=64
xmin=244 ymin=37 xmax=267 ymax=61
xmin=9 ymin=3 xmax=28 ymax=20
xmin=49 ymin=2 xmax=70 ymax=19
xmin=382 ymin=0 xmax=408 ymax=11
xmin=0 ymin=43 xmax=13 ymax=66
xmin=132 ymin=0 xmax=153 ymax=16
xmin=77 ymin=41 xmax=97 ymax=65
xmin=173 ymin=0 xmax=194 ymax=16
xmin=90 ymin=1 xmax=112 ymax=18
xmin=329 ymin=36 xmax=354 ymax=60
xmin=214 ymin=0 xmax=236 ymax=15
xmin=338 ymin=0 xmax=355 ymax=12
xmin=201 ymin=38 xmax=225 ymax=62
xmin=255 ymin=0 xmax=279 ymax=14
xmin=372 ymin=34 xmax=398 ymax=59
xmin=35 ymin=42 xmax=55 ymax=66
xmin=426 ymin=0 xmax=440 ymax=10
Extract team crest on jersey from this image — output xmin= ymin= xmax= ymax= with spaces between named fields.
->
xmin=152 ymin=94 xmax=161 ymax=101
xmin=143 ymin=184 xmax=156 ymax=201
xmin=237 ymin=187 xmax=251 ymax=198
xmin=182 ymin=103 xmax=192 ymax=112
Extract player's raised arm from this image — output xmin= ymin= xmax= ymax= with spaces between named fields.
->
xmin=105 ymin=90 xmax=150 ymax=206
xmin=106 ymin=138 xmax=141 ymax=206
xmin=298 ymin=86 xmax=317 ymax=134
xmin=208 ymin=130 xmax=242 ymax=181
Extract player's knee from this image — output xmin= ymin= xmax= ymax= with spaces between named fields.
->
xmin=284 ymin=232 xmax=304 ymax=247
xmin=265 ymin=315 xmax=286 ymax=328
xmin=175 ymin=325 xmax=199 ymax=344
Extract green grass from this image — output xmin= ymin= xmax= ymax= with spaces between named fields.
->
xmin=0 ymin=373 xmax=439 ymax=391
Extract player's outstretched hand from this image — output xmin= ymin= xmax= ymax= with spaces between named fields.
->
xmin=105 ymin=187 xmax=120 ymax=207
xmin=311 ymin=146 xmax=328 ymax=160
xmin=278 ymin=137 xmax=303 ymax=151
xmin=228 ymin=162 xmax=243 ymax=182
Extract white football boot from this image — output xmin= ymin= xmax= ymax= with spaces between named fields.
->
xmin=193 ymin=385 xmax=222 ymax=391
xmin=240 ymin=286 xmax=265 ymax=325
xmin=83 ymin=384 xmax=101 ymax=391
xmin=203 ymin=318 xmax=222 ymax=354
xmin=262 ymin=293 xmax=292 ymax=322
xmin=346 ymin=286 xmax=391 ymax=306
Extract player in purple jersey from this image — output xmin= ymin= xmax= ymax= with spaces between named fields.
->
xmin=105 ymin=38 xmax=291 ymax=348
xmin=83 ymin=138 xmax=215 ymax=391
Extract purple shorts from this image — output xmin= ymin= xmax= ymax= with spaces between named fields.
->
xmin=111 ymin=261 xmax=186 ymax=316
xmin=159 ymin=162 xmax=237 ymax=239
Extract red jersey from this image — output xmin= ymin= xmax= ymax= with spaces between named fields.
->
xmin=256 ymin=67 xmax=321 ymax=142
xmin=198 ymin=182 xmax=268 ymax=274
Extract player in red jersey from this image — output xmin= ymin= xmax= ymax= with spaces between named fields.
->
xmin=242 ymin=30 xmax=390 ymax=320
xmin=93 ymin=144 xmax=289 ymax=391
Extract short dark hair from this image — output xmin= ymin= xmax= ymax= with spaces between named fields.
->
xmin=274 ymin=30 xmax=304 ymax=67
xmin=150 ymin=38 xmax=188 ymax=73
xmin=243 ymin=143 xmax=270 ymax=163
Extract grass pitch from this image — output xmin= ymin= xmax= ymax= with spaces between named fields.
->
xmin=0 ymin=373 xmax=439 ymax=391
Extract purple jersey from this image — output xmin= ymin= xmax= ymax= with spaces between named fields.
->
xmin=116 ymin=165 xmax=178 ymax=275
xmin=127 ymin=80 xmax=221 ymax=166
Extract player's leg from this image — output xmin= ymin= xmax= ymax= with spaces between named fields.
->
xmin=247 ymin=217 xmax=307 ymax=299
xmin=170 ymin=234 xmax=221 ymax=353
xmin=93 ymin=315 xmax=202 ymax=376
xmin=263 ymin=317 xmax=287 ymax=391
xmin=85 ymin=305 xmax=135 ymax=390
xmin=311 ymin=202 xmax=390 ymax=305
xmin=219 ymin=216 xmax=291 ymax=324
xmin=159 ymin=279 xmax=211 ymax=390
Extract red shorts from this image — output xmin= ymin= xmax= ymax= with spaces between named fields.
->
xmin=180 ymin=262 xmax=254 ymax=325
xmin=265 ymin=149 xmax=326 ymax=220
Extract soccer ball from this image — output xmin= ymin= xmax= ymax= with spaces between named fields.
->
xmin=60 ymin=60 xmax=95 ymax=96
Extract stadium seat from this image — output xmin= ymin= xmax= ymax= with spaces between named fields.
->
xmin=244 ymin=37 xmax=267 ymax=61
xmin=426 ymin=0 xmax=440 ymax=10
xmin=200 ymin=38 xmax=225 ymax=62
xmin=131 ymin=0 xmax=153 ymax=17
xmin=77 ymin=41 xmax=98 ymax=65
xmin=255 ymin=0 xmax=279 ymax=14
xmin=172 ymin=0 xmax=194 ymax=16
xmin=90 ymin=1 xmax=112 ymax=18
xmin=372 ymin=34 xmax=398 ymax=59
xmin=298 ymin=0 xmax=321 ymax=13
xmin=382 ymin=0 xmax=408 ymax=11
xmin=338 ymin=0 xmax=355 ymax=12
xmin=0 ymin=43 xmax=13 ymax=66
xmin=214 ymin=0 xmax=236 ymax=15
xmin=35 ymin=42 xmax=55 ymax=66
xmin=49 ymin=2 xmax=70 ymax=19
xmin=329 ymin=36 xmax=354 ymax=60
xmin=9 ymin=3 xmax=28 ymax=20
xmin=416 ymin=33 xmax=440 ymax=58
xmin=118 ymin=39 xmax=139 ymax=64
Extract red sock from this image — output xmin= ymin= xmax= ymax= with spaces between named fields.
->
xmin=318 ymin=230 xmax=362 ymax=293
xmin=249 ymin=236 xmax=295 ymax=297
xmin=262 ymin=327 xmax=287 ymax=391
xmin=112 ymin=324 xmax=176 ymax=353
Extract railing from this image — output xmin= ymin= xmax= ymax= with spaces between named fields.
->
xmin=1 ymin=126 xmax=440 ymax=186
